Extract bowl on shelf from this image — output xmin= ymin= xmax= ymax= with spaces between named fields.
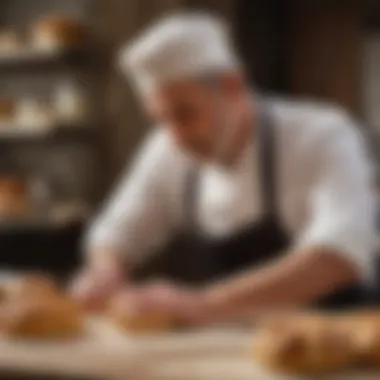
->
xmin=30 ymin=16 xmax=88 ymax=53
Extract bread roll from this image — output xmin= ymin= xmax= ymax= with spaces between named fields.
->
xmin=253 ymin=314 xmax=355 ymax=374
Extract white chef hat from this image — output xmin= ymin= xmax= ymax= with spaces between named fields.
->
xmin=119 ymin=11 xmax=240 ymax=96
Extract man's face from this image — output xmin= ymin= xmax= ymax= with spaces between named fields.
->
xmin=146 ymin=78 xmax=227 ymax=160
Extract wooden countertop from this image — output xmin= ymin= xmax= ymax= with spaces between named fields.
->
xmin=0 ymin=318 xmax=379 ymax=380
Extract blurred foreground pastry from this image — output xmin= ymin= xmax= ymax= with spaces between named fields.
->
xmin=0 ymin=297 xmax=84 ymax=339
xmin=341 ymin=310 xmax=380 ymax=366
xmin=0 ymin=274 xmax=84 ymax=339
xmin=252 ymin=313 xmax=355 ymax=374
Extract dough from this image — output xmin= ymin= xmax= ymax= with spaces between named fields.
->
xmin=0 ymin=296 xmax=84 ymax=339
xmin=253 ymin=314 xmax=355 ymax=374
xmin=112 ymin=310 xmax=175 ymax=333
xmin=109 ymin=292 xmax=176 ymax=334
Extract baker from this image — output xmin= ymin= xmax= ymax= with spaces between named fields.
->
xmin=71 ymin=12 xmax=379 ymax=324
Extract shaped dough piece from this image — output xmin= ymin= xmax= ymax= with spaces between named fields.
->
xmin=112 ymin=310 xmax=175 ymax=333
xmin=109 ymin=291 xmax=176 ymax=334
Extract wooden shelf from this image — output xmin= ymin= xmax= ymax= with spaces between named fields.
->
xmin=0 ymin=125 xmax=95 ymax=144
xmin=0 ymin=47 xmax=94 ymax=73
xmin=0 ymin=216 xmax=86 ymax=234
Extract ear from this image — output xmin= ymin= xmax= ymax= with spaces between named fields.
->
xmin=221 ymin=70 xmax=245 ymax=99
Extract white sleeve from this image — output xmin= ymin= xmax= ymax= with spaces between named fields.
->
xmin=85 ymin=130 xmax=177 ymax=265
xmin=295 ymin=110 xmax=379 ymax=282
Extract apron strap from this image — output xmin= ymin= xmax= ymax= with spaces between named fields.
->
xmin=258 ymin=105 xmax=278 ymax=219
xmin=184 ymin=164 xmax=200 ymax=234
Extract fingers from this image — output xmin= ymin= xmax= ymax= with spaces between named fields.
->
xmin=69 ymin=269 xmax=124 ymax=312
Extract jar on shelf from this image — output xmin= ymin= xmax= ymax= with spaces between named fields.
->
xmin=54 ymin=81 xmax=87 ymax=124
xmin=15 ymin=98 xmax=56 ymax=133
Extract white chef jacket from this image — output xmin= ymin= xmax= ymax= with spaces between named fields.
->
xmin=86 ymin=98 xmax=379 ymax=281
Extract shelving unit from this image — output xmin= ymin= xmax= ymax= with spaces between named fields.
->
xmin=0 ymin=0 xmax=104 ymax=277
xmin=0 ymin=40 xmax=98 ymax=221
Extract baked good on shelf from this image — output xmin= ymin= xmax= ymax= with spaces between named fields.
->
xmin=109 ymin=292 xmax=175 ymax=334
xmin=0 ymin=98 xmax=15 ymax=125
xmin=252 ymin=313 xmax=355 ymax=374
xmin=0 ymin=176 xmax=30 ymax=218
xmin=31 ymin=16 xmax=87 ymax=51
xmin=0 ymin=296 xmax=84 ymax=339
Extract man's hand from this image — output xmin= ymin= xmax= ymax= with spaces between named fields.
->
xmin=111 ymin=280 xmax=212 ymax=326
xmin=70 ymin=257 xmax=125 ymax=311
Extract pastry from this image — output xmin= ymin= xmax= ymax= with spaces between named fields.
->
xmin=31 ymin=17 xmax=87 ymax=51
xmin=0 ymin=296 xmax=84 ymax=339
xmin=253 ymin=314 xmax=355 ymax=374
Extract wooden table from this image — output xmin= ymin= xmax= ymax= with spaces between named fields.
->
xmin=0 ymin=318 xmax=379 ymax=380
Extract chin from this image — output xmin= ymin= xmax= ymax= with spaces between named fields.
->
xmin=183 ymin=147 xmax=212 ymax=162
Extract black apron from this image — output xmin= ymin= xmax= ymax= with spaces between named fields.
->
xmin=134 ymin=105 xmax=370 ymax=310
